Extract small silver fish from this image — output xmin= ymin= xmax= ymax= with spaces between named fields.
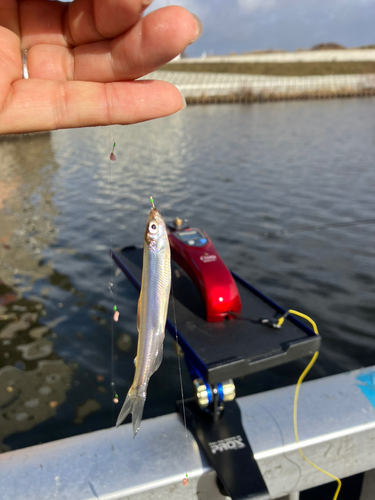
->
xmin=116 ymin=206 xmax=171 ymax=436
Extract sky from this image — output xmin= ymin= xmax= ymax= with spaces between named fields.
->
xmin=149 ymin=0 xmax=375 ymax=57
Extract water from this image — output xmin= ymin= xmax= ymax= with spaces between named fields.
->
xmin=0 ymin=98 xmax=374 ymax=459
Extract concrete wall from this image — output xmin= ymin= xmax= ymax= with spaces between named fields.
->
xmin=171 ymin=49 xmax=375 ymax=64
xmin=146 ymin=71 xmax=375 ymax=101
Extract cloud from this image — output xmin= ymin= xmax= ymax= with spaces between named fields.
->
xmin=238 ymin=0 xmax=375 ymax=14
xmin=147 ymin=0 xmax=209 ymax=18
xmin=144 ymin=0 xmax=375 ymax=56
xmin=238 ymin=0 xmax=277 ymax=12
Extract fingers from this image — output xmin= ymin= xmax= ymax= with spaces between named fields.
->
xmin=19 ymin=0 xmax=69 ymax=49
xmin=0 ymin=26 xmax=22 ymax=108
xmin=0 ymin=79 xmax=186 ymax=134
xmin=0 ymin=0 xmax=21 ymax=36
xmin=26 ymin=7 xmax=200 ymax=82
xmin=2 ymin=1 xmax=198 ymax=135
xmin=19 ymin=0 xmax=153 ymax=49
xmin=108 ymin=6 xmax=200 ymax=80
xmin=65 ymin=0 xmax=152 ymax=46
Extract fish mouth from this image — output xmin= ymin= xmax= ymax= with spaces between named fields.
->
xmin=147 ymin=208 xmax=163 ymax=227
xmin=149 ymin=207 xmax=160 ymax=218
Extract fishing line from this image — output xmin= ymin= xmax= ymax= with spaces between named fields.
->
xmin=277 ymin=310 xmax=342 ymax=500
xmin=141 ymin=15 xmax=190 ymax=486
xmin=149 ymin=137 xmax=191 ymax=488
xmin=231 ymin=301 xmax=342 ymax=498
xmin=150 ymin=130 xmax=161 ymax=201
xmin=108 ymin=130 xmax=119 ymax=421
xmin=171 ymin=280 xmax=191 ymax=488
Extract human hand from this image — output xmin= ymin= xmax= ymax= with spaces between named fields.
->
xmin=0 ymin=0 xmax=202 ymax=134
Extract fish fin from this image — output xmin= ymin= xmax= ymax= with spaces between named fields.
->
xmin=116 ymin=390 xmax=146 ymax=437
xmin=152 ymin=345 xmax=163 ymax=375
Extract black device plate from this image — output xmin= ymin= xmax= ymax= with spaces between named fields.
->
xmin=111 ymin=246 xmax=320 ymax=385
xmin=177 ymin=398 xmax=270 ymax=500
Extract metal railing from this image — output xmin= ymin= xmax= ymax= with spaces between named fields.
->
xmin=1 ymin=366 xmax=375 ymax=499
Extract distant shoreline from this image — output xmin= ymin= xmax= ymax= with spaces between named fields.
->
xmin=163 ymin=61 xmax=375 ymax=77
xmin=164 ymin=49 xmax=375 ymax=77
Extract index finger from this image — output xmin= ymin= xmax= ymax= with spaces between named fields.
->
xmin=0 ymin=79 xmax=186 ymax=134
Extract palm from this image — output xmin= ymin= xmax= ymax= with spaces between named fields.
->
xmin=0 ymin=0 xmax=198 ymax=134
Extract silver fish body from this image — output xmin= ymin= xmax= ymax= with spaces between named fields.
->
xmin=116 ymin=207 xmax=171 ymax=436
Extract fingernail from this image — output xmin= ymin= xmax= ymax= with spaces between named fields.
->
xmin=180 ymin=94 xmax=187 ymax=111
xmin=190 ymin=13 xmax=203 ymax=44
xmin=178 ymin=90 xmax=187 ymax=111
xmin=141 ymin=0 xmax=153 ymax=9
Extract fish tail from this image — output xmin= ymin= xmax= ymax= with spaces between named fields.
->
xmin=116 ymin=390 xmax=146 ymax=437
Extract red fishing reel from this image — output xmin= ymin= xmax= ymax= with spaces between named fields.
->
xmin=168 ymin=218 xmax=242 ymax=322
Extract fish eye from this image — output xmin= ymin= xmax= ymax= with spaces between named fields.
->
xmin=149 ymin=221 xmax=158 ymax=234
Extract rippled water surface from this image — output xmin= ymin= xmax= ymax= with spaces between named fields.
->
xmin=0 ymin=98 xmax=375 ymax=453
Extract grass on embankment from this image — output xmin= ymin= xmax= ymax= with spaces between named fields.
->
xmin=161 ymin=61 xmax=375 ymax=76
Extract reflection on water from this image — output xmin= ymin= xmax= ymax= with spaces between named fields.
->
xmin=0 ymin=99 xmax=375 ymax=453
xmin=0 ymin=134 xmax=58 ymax=284
xmin=0 ymin=360 xmax=72 ymax=452
xmin=0 ymin=135 xmax=75 ymax=451
xmin=0 ymin=281 xmax=72 ymax=452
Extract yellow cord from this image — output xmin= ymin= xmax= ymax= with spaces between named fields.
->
xmin=281 ymin=309 xmax=342 ymax=500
